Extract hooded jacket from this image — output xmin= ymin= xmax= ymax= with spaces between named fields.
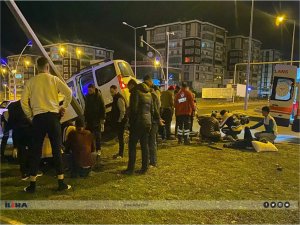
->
xmin=129 ymin=83 xmax=153 ymax=130
xmin=84 ymin=89 xmax=106 ymax=126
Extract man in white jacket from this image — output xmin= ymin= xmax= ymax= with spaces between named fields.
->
xmin=21 ymin=57 xmax=72 ymax=193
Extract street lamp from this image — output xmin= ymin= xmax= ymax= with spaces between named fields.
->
xmin=122 ymin=22 xmax=147 ymax=77
xmin=275 ymin=15 xmax=296 ymax=65
xmin=166 ymin=31 xmax=175 ymax=89
xmin=14 ymin=40 xmax=33 ymax=100
xmin=76 ymin=48 xmax=82 ymax=69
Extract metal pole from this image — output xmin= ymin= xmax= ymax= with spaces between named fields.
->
xmin=244 ymin=0 xmax=254 ymax=111
xmin=134 ymin=28 xmax=137 ymax=77
xmin=232 ymin=64 xmax=237 ymax=103
xmin=5 ymin=0 xmax=83 ymax=117
xmin=290 ymin=20 xmax=295 ymax=65
xmin=166 ymin=32 xmax=169 ymax=89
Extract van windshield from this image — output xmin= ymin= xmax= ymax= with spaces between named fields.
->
xmin=118 ymin=62 xmax=134 ymax=77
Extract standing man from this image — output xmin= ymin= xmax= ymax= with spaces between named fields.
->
xmin=21 ymin=57 xmax=72 ymax=193
xmin=110 ymin=85 xmax=127 ymax=159
xmin=84 ymin=84 xmax=106 ymax=155
xmin=174 ymin=82 xmax=195 ymax=145
xmin=122 ymin=79 xmax=153 ymax=175
xmin=160 ymin=86 xmax=175 ymax=140
xmin=143 ymin=75 xmax=162 ymax=167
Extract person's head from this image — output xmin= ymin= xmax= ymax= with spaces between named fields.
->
xmin=110 ymin=85 xmax=118 ymax=96
xmin=143 ymin=74 xmax=153 ymax=87
xmin=175 ymin=85 xmax=180 ymax=91
xmin=88 ymin=84 xmax=96 ymax=95
xmin=75 ymin=117 xmax=84 ymax=130
xmin=37 ymin=57 xmax=49 ymax=73
xmin=211 ymin=112 xmax=217 ymax=118
xmin=220 ymin=110 xmax=227 ymax=117
xmin=181 ymin=82 xmax=188 ymax=89
xmin=127 ymin=79 xmax=137 ymax=91
xmin=262 ymin=106 xmax=270 ymax=117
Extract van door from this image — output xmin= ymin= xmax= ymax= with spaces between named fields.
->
xmin=94 ymin=63 xmax=117 ymax=112
xmin=270 ymin=64 xmax=297 ymax=127
xmin=77 ymin=71 xmax=95 ymax=110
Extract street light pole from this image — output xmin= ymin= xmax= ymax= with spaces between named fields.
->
xmin=166 ymin=31 xmax=175 ymax=89
xmin=290 ymin=20 xmax=295 ymax=65
xmin=244 ymin=0 xmax=254 ymax=111
xmin=122 ymin=22 xmax=147 ymax=77
xmin=14 ymin=40 xmax=32 ymax=100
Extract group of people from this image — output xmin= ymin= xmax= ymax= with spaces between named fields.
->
xmin=198 ymin=106 xmax=278 ymax=148
xmin=0 ymin=56 xmax=278 ymax=193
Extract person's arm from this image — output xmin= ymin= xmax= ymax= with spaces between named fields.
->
xmin=249 ymin=120 xmax=264 ymax=129
xmin=21 ymin=81 xmax=33 ymax=119
xmin=55 ymin=77 xmax=72 ymax=109
xmin=117 ymin=98 xmax=126 ymax=122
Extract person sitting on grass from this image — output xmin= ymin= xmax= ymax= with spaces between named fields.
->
xmin=249 ymin=106 xmax=278 ymax=143
xmin=65 ymin=118 xmax=95 ymax=178
xmin=220 ymin=110 xmax=243 ymax=140
xmin=198 ymin=112 xmax=221 ymax=143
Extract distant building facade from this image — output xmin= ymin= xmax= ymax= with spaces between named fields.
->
xmin=146 ymin=20 xmax=227 ymax=92
xmin=44 ymin=43 xmax=114 ymax=80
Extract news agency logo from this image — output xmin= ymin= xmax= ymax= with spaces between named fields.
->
xmin=5 ymin=201 xmax=28 ymax=209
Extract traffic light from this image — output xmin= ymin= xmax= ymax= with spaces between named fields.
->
xmin=139 ymin=35 xmax=144 ymax=47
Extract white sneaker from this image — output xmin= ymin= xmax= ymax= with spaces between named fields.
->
xmin=96 ymin=150 xmax=101 ymax=156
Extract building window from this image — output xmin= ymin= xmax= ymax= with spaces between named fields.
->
xmin=184 ymin=57 xmax=193 ymax=63
xmin=63 ymin=67 xmax=68 ymax=72
xmin=186 ymin=23 xmax=191 ymax=37
xmin=184 ymin=72 xmax=189 ymax=80
xmin=184 ymin=40 xmax=194 ymax=47
xmin=64 ymin=60 xmax=69 ymax=65
xmin=185 ymin=48 xmax=194 ymax=54
xmin=64 ymin=74 xmax=69 ymax=80
xmin=195 ymin=57 xmax=201 ymax=63
xmin=196 ymin=65 xmax=200 ymax=71
xmin=196 ymin=72 xmax=200 ymax=80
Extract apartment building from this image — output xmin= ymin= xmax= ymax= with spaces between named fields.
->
xmin=226 ymin=35 xmax=262 ymax=89
xmin=44 ymin=43 xmax=114 ymax=80
xmin=7 ymin=54 xmax=40 ymax=99
xmin=259 ymin=49 xmax=282 ymax=97
xmin=146 ymin=20 xmax=227 ymax=92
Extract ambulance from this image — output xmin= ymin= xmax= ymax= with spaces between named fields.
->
xmin=269 ymin=64 xmax=300 ymax=132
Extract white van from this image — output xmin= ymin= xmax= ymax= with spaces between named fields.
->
xmin=61 ymin=59 xmax=136 ymax=123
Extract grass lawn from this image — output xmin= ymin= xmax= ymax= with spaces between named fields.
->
xmin=1 ymin=139 xmax=299 ymax=224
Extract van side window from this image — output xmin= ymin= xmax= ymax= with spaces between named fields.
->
xmin=270 ymin=77 xmax=294 ymax=101
xmin=79 ymin=72 xmax=94 ymax=96
xmin=118 ymin=62 xmax=134 ymax=77
xmin=67 ymin=80 xmax=76 ymax=97
xmin=95 ymin=64 xmax=116 ymax=86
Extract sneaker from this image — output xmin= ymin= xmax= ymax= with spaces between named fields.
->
xmin=121 ymin=169 xmax=133 ymax=175
xmin=57 ymin=183 xmax=72 ymax=191
xmin=96 ymin=150 xmax=101 ymax=156
xmin=37 ymin=172 xmax=43 ymax=177
xmin=24 ymin=185 xmax=35 ymax=193
xmin=21 ymin=175 xmax=29 ymax=181
xmin=113 ymin=154 xmax=123 ymax=159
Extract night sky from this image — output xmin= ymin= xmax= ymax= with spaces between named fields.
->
xmin=1 ymin=1 xmax=299 ymax=62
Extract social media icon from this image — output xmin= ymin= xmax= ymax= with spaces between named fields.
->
xmin=284 ymin=202 xmax=290 ymax=208
xmin=270 ymin=202 xmax=276 ymax=208
xmin=277 ymin=202 xmax=283 ymax=208
xmin=263 ymin=202 xmax=269 ymax=208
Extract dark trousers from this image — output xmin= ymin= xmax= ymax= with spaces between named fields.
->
xmin=177 ymin=115 xmax=191 ymax=141
xmin=1 ymin=123 xmax=15 ymax=158
xmin=14 ymin=127 xmax=32 ymax=176
xmin=86 ymin=124 xmax=101 ymax=150
xmin=225 ymin=127 xmax=254 ymax=149
xmin=221 ymin=127 xmax=241 ymax=138
xmin=127 ymin=127 xmax=150 ymax=171
xmin=30 ymin=112 xmax=63 ymax=177
xmin=149 ymin=123 xmax=158 ymax=166
xmin=115 ymin=121 xmax=126 ymax=157
xmin=161 ymin=108 xmax=173 ymax=139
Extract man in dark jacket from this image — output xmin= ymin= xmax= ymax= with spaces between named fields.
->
xmin=160 ymin=86 xmax=175 ymax=140
xmin=7 ymin=100 xmax=32 ymax=180
xmin=144 ymin=75 xmax=162 ymax=167
xmin=110 ymin=85 xmax=127 ymax=159
xmin=122 ymin=79 xmax=153 ymax=175
xmin=84 ymin=84 xmax=106 ymax=154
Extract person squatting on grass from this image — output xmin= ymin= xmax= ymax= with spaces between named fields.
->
xmin=21 ymin=57 xmax=72 ymax=193
xmin=198 ymin=112 xmax=221 ymax=143
xmin=249 ymin=106 xmax=278 ymax=143
xmin=219 ymin=110 xmax=243 ymax=140
xmin=65 ymin=118 xmax=96 ymax=178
